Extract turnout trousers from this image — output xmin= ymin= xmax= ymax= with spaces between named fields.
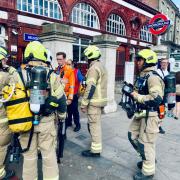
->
xmin=20 ymin=115 xmax=59 ymax=180
xmin=0 ymin=122 xmax=12 ymax=179
xmin=87 ymin=105 xmax=102 ymax=153
xmin=128 ymin=115 xmax=159 ymax=176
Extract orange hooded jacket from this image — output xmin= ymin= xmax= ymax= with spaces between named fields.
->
xmin=55 ymin=65 xmax=75 ymax=100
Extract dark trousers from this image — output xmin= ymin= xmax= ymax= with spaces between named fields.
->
xmin=66 ymin=94 xmax=80 ymax=127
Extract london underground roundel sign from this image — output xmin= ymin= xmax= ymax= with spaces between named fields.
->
xmin=147 ymin=14 xmax=170 ymax=35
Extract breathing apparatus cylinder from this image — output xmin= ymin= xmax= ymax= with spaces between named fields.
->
xmin=164 ymin=73 xmax=176 ymax=109
xmin=29 ymin=66 xmax=48 ymax=125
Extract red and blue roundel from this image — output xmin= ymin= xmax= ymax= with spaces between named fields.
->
xmin=147 ymin=14 xmax=170 ymax=35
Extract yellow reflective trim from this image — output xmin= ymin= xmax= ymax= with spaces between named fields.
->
xmin=91 ymin=142 xmax=102 ymax=151
xmin=143 ymin=163 xmax=155 ymax=173
xmin=44 ymin=175 xmax=59 ymax=180
xmin=86 ymin=78 xmax=96 ymax=84
xmin=0 ymin=118 xmax=8 ymax=123
xmin=90 ymin=98 xmax=107 ymax=103
xmin=50 ymin=102 xmax=59 ymax=107
xmin=0 ymin=167 xmax=5 ymax=178
xmin=81 ymin=99 xmax=89 ymax=106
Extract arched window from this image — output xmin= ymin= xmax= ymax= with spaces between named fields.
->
xmin=70 ymin=3 xmax=100 ymax=29
xmin=17 ymin=0 xmax=63 ymax=20
xmin=106 ymin=14 xmax=126 ymax=36
xmin=140 ymin=26 xmax=152 ymax=42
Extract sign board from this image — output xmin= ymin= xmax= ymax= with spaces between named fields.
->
xmin=147 ymin=14 xmax=170 ymax=35
xmin=124 ymin=62 xmax=135 ymax=84
xmin=24 ymin=33 xmax=39 ymax=42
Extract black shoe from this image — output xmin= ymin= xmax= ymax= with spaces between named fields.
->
xmin=133 ymin=171 xmax=154 ymax=180
xmin=2 ymin=170 xmax=15 ymax=180
xmin=174 ymin=116 xmax=179 ymax=120
xmin=159 ymin=126 xmax=165 ymax=134
xmin=137 ymin=161 xmax=143 ymax=169
xmin=81 ymin=150 xmax=100 ymax=157
xmin=74 ymin=125 xmax=81 ymax=132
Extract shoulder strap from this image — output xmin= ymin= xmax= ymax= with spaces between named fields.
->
xmin=160 ymin=69 xmax=165 ymax=78
xmin=47 ymin=69 xmax=54 ymax=81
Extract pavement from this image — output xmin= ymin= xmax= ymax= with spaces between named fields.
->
xmin=7 ymin=94 xmax=180 ymax=180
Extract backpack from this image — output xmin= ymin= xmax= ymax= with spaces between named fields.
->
xmin=2 ymin=69 xmax=33 ymax=133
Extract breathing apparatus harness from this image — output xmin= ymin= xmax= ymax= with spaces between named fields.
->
xmin=120 ymin=70 xmax=165 ymax=121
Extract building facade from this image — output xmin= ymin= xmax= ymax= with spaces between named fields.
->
xmin=0 ymin=0 xmax=158 ymax=79
xmin=0 ymin=0 xmax=160 ymax=113
xmin=139 ymin=0 xmax=180 ymax=58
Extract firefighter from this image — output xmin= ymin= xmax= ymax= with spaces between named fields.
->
xmin=81 ymin=45 xmax=107 ymax=157
xmin=0 ymin=46 xmax=15 ymax=179
xmin=128 ymin=49 xmax=164 ymax=180
xmin=20 ymin=41 xmax=66 ymax=180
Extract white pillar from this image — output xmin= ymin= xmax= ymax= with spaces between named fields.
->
xmin=39 ymin=23 xmax=76 ymax=69
xmin=93 ymin=34 xmax=119 ymax=113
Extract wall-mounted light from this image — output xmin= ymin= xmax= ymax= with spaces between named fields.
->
xmin=12 ymin=29 xmax=18 ymax=36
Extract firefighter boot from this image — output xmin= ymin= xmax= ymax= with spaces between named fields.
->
xmin=2 ymin=170 xmax=15 ymax=180
xmin=81 ymin=150 xmax=100 ymax=157
xmin=159 ymin=126 xmax=165 ymax=134
xmin=133 ymin=171 xmax=154 ymax=180
xmin=137 ymin=161 xmax=143 ymax=169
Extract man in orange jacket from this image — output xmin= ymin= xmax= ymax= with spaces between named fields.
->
xmin=55 ymin=52 xmax=75 ymax=127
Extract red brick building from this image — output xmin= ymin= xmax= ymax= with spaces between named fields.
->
xmin=0 ymin=0 xmax=158 ymax=79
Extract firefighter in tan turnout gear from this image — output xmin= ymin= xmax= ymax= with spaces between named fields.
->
xmin=20 ymin=41 xmax=66 ymax=180
xmin=128 ymin=49 xmax=164 ymax=180
xmin=81 ymin=45 xmax=107 ymax=157
xmin=0 ymin=47 xmax=16 ymax=179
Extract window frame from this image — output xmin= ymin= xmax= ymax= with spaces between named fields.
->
xmin=140 ymin=25 xmax=152 ymax=43
xmin=70 ymin=3 xmax=100 ymax=29
xmin=73 ymin=37 xmax=92 ymax=63
xmin=17 ymin=0 xmax=63 ymax=20
xmin=106 ymin=14 xmax=126 ymax=36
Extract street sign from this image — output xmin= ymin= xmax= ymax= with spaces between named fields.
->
xmin=24 ymin=33 xmax=39 ymax=42
xmin=147 ymin=14 xmax=170 ymax=35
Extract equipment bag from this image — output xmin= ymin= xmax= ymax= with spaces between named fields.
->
xmin=2 ymin=79 xmax=33 ymax=133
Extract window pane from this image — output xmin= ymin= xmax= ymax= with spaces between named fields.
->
xmin=106 ymin=14 xmax=126 ymax=35
xmin=71 ymin=3 xmax=99 ymax=29
xmin=17 ymin=0 xmax=62 ymax=20
xmin=28 ymin=0 xmax=32 ymax=12
xmin=22 ymin=0 xmax=27 ymax=11
xmin=50 ymin=2 xmax=53 ymax=18
xmin=34 ymin=0 xmax=38 ymax=14
xmin=39 ymin=0 xmax=43 ymax=15
xmin=17 ymin=0 xmax=21 ymax=10
xmin=73 ymin=45 xmax=80 ymax=62
xmin=44 ymin=0 xmax=48 ymax=16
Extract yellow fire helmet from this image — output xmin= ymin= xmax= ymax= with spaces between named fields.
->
xmin=137 ymin=49 xmax=158 ymax=65
xmin=24 ymin=41 xmax=47 ymax=63
xmin=84 ymin=45 xmax=101 ymax=60
xmin=0 ymin=46 xmax=9 ymax=61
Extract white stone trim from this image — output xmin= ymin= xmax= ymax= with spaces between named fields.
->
xmin=139 ymin=41 xmax=152 ymax=47
xmin=117 ymin=36 xmax=128 ymax=43
xmin=112 ymin=0 xmax=154 ymax=18
xmin=130 ymin=40 xmax=137 ymax=45
xmin=0 ymin=10 xmax=8 ymax=19
xmin=17 ymin=15 xmax=52 ymax=26
xmin=73 ymin=27 xmax=102 ymax=36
